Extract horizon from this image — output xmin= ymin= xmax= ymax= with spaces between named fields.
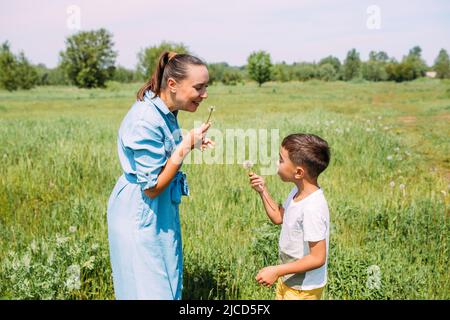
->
xmin=1 ymin=0 xmax=449 ymax=69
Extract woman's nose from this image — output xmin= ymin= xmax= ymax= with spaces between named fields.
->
xmin=200 ymin=90 xmax=208 ymax=99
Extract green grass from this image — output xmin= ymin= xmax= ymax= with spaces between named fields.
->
xmin=0 ymin=80 xmax=449 ymax=299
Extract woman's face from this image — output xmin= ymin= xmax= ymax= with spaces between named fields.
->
xmin=173 ymin=64 xmax=209 ymax=112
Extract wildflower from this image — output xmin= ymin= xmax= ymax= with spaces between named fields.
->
xmin=69 ymin=226 xmax=77 ymax=233
xmin=206 ymin=106 xmax=215 ymax=123
xmin=243 ymin=160 xmax=254 ymax=172
xmin=399 ymin=184 xmax=406 ymax=197
xmin=65 ymin=264 xmax=81 ymax=291
xmin=389 ymin=181 xmax=395 ymax=188
xmin=387 ymin=155 xmax=393 ymax=161
xmin=82 ymin=256 xmax=96 ymax=270
xmin=30 ymin=240 xmax=38 ymax=253
xmin=22 ymin=253 xmax=31 ymax=270
xmin=394 ymin=147 xmax=400 ymax=152
xmin=56 ymin=235 xmax=69 ymax=246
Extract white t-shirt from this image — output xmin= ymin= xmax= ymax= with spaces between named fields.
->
xmin=278 ymin=186 xmax=330 ymax=290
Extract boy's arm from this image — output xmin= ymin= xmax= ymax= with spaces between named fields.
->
xmin=249 ymin=173 xmax=283 ymax=224
xmin=276 ymin=240 xmax=326 ymax=276
xmin=259 ymin=188 xmax=284 ymax=225
xmin=256 ymin=240 xmax=326 ymax=286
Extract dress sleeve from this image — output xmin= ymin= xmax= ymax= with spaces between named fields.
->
xmin=125 ymin=119 xmax=167 ymax=191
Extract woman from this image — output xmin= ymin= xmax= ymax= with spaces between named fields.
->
xmin=107 ymin=51 xmax=214 ymax=300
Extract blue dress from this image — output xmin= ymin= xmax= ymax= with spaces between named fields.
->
xmin=107 ymin=91 xmax=189 ymax=300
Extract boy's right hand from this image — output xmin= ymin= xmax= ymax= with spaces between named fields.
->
xmin=249 ymin=173 xmax=265 ymax=193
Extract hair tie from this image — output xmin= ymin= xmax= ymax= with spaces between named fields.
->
xmin=168 ymin=51 xmax=177 ymax=61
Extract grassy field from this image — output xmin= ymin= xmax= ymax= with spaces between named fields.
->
xmin=0 ymin=79 xmax=449 ymax=299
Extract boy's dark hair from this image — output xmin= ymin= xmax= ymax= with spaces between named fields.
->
xmin=281 ymin=133 xmax=330 ymax=178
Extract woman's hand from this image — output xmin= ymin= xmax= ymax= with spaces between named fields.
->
xmin=249 ymin=173 xmax=265 ymax=193
xmin=182 ymin=122 xmax=211 ymax=151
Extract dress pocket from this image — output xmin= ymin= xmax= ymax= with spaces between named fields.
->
xmin=137 ymin=191 xmax=157 ymax=229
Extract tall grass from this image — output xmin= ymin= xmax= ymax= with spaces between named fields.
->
xmin=0 ymin=80 xmax=449 ymax=299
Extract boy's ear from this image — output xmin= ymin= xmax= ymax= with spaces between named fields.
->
xmin=294 ymin=166 xmax=305 ymax=180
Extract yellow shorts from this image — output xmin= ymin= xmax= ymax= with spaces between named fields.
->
xmin=275 ymin=278 xmax=324 ymax=300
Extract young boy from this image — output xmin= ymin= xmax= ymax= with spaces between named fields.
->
xmin=249 ymin=133 xmax=331 ymax=300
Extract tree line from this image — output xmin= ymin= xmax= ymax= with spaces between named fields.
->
xmin=1 ymin=28 xmax=449 ymax=91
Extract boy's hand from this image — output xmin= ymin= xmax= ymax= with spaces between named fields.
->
xmin=255 ymin=266 xmax=279 ymax=287
xmin=249 ymin=173 xmax=265 ymax=193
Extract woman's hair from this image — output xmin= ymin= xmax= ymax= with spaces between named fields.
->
xmin=137 ymin=51 xmax=206 ymax=101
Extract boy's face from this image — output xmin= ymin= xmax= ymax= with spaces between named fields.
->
xmin=277 ymin=146 xmax=306 ymax=182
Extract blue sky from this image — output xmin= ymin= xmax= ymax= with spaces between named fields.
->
xmin=1 ymin=0 xmax=449 ymax=68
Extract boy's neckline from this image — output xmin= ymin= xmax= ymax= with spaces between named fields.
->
xmin=291 ymin=186 xmax=322 ymax=204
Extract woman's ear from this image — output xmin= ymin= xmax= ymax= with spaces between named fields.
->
xmin=167 ymin=77 xmax=177 ymax=93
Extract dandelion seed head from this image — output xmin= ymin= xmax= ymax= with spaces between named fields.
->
xmin=389 ymin=181 xmax=395 ymax=188
xmin=243 ymin=160 xmax=254 ymax=170
xmin=399 ymin=184 xmax=405 ymax=190
xmin=69 ymin=226 xmax=77 ymax=233
xmin=387 ymin=155 xmax=393 ymax=161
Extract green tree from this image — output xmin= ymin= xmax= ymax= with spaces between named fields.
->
xmin=318 ymin=55 xmax=341 ymax=75
xmin=60 ymin=28 xmax=117 ymax=88
xmin=433 ymin=48 xmax=450 ymax=79
xmin=222 ymin=68 xmax=243 ymax=85
xmin=0 ymin=41 xmax=38 ymax=91
xmin=317 ymin=63 xmax=337 ymax=81
xmin=247 ymin=50 xmax=272 ymax=87
xmin=343 ymin=49 xmax=362 ymax=80
xmin=362 ymin=51 xmax=389 ymax=81
xmin=112 ymin=65 xmax=137 ymax=83
xmin=292 ymin=63 xmax=317 ymax=81
xmin=272 ymin=62 xmax=291 ymax=82
xmin=404 ymin=46 xmax=427 ymax=79
xmin=137 ymin=41 xmax=189 ymax=80
xmin=207 ymin=62 xmax=229 ymax=85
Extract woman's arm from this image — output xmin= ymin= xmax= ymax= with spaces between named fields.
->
xmin=144 ymin=123 xmax=211 ymax=199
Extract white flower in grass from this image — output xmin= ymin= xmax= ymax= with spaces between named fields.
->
xmin=399 ymin=184 xmax=406 ymax=196
xmin=65 ymin=264 xmax=81 ymax=291
xmin=22 ymin=253 xmax=31 ymax=269
xmin=56 ymin=235 xmax=69 ymax=246
xmin=389 ymin=181 xmax=395 ymax=188
xmin=378 ymin=116 xmax=382 ymax=120
xmin=69 ymin=226 xmax=77 ymax=233
xmin=383 ymin=126 xmax=389 ymax=130
xmin=387 ymin=155 xmax=393 ymax=161
xmin=405 ymin=151 xmax=411 ymax=156
xmin=394 ymin=147 xmax=400 ymax=152
xmin=83 ymin=256 xmax=96 ymax=270
xmin=30 ymin=240 xmax=38 ymax=253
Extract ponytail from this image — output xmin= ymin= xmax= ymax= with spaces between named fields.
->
xmin=137 ymin=51 xmax=206 ymax=101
